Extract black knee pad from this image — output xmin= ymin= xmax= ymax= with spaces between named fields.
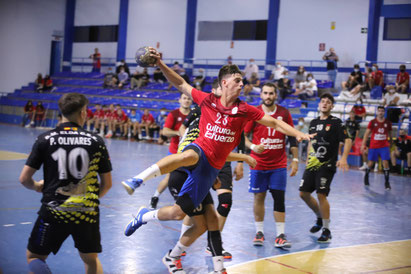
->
xmin=270 ymin=189 xmax=285 ymax=212
xmin=217 ymin=192 xmax=232 ymax=217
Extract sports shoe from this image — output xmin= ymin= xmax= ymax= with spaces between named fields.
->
xmin=124 ymin=206 xmax=149 ymax=236
xmin=359 ymin=163 xmax=368 ymax=170
xmin=122 ymin=178 xmax=143 ymax=195
xmin=213 ymin=269 xmax=227 ymax=274
xmin=149 ymin=196 xmax=159 ymax=209
xmin=385 ymin=182 xmax=391 ymax=190
xmin=253 ymin=231 xmax=264 ymax=246
xmin=205 ymin=246 xmax=232 ymax=260
xmin=364 ymin=173 xmax=370 ymax=187
xmin=317 ymin=228 xmax=332 ymax=243
xmin=180 ymin=251 xmax=186 ymax=256
xmin=274 ymin=234 xmax=292 ymax=248
xmin=310 ymin=218 xmax=323 ymax=233
xmin=374 ymin=164 xmax=379 ymax=172
xmin=162 ymin=250 xmax=185 ymax=274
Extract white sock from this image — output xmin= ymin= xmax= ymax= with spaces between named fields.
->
xmin=134 ymin=164 xmax=161 ymax=182
xmin=170 ymin=241 xmax=189 ymax=258
xmin=153 ymin=190 xmax=160 ymax=198
xmin=276 ymin=222 xmax=285 ymax=236
xmin=255 ymin=221 xmax=264 ymax=233
xmin=141 ymin=209 xmax=158 ymax=222
xmin=179 ymin=224 xmax=192 ymax=239
xmin=212 ymin=255 xmax=224 ymax=272
xmin=323 ymin=219 xmax=330 ymax=229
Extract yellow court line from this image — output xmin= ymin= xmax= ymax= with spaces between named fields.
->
xmin=227 ymin=240 xmax=411 ymax=274
xmin=0 ymin=150 xmax=28 ymax=160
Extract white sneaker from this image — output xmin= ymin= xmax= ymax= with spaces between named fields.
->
xmin=162 ymin=250 xmax=185 ymax=274
xmin=374 ymin=165 xmax=379 ymax=172
xmin=359 ymin=163 xmax=368 ymax=170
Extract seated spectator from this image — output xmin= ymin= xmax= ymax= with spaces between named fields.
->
xmin=92 ymin=104 xmax=105 ymax=133
xmin=35 ymin=73 xmax=43 ymax=92
xmin=97 ymin=104 xmax=110 ymax=136
xmin=349 ymin=67 xmax=372 ymax=96
xmin=113 ymin=108 xmax=129 ymax=138
xmin=117 ymin=67 xmax=129 ymax=88
xmin=351 ymin=98 xmax=366 ymax=122
xmin=369 ymin=64 xmax=384 ymax=89
xmin=153 ymin=68 xmax=167 ymax=83
xmin=42 ymin=75 xmax=55 ymax=92
xmin=277 ymin=70 xmax=293 ymax=102
xmin=116 ymin=59 xmax=130 ymax=76
xmin=384 ymin=85 xmax=401 ymax=123
xmin=342 ymin=64 xmax=363 ymax=91
xmin=391 ymin=128 xmax=411 ymax=174
xmin=34 ymin=101 xmax=45 ymax=127
xmin=103 ymin=104 xmax=116 ymax=138
xmin=130 ymin=67 xmax=149 ymax=89
xmin=85 ymin=107 xmax=94 ymax=131
xmin=193 ymin=68 xmax=206 ymax=90
xmin=243 ymin=72 xmax=261 ymax=101
xmin=138 ymin=109 xmax=155 ymax=140
xmin=127 ymin=109 xmax=142 ymax=140
xmin=169 ymin=68 xmax=190 ymax=90
xmin=294 ymin=66 xmax=307 ymax=88
xmin=243 ymin=59 xmax=259 ymax=82
xmin=396 ymin=64 xmax=409 ymax=94
xmin=155 ymin=108 xmax=168 ymax=144
xmin=171 ymin=61 xmax=184 ymax=75
xmin=103 ymin=68 xmax=117 ymax=88
xmin=293 ymin=73 xmax=317 ymax=100
xmin=22 ymin=100 xmax=34 ymax=127
xmin=270 ymin=62 xmax=286 ymax=82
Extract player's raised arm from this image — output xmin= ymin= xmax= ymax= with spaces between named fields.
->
xmin=148 ymin=47 xmax=194 ymax=98
xmin=257 ymin=114 xmax=313 ymax=142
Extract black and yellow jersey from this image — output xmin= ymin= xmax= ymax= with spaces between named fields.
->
xmin=307 ymin=115 xmax=348 ymax=171
xmin=26 ymin=122 xmax=112 ymax=224
xmin=178 ymin=105 xmax=201 ymax=153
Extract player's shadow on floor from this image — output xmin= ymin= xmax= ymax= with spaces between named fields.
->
xmin=363 ymin=187 xmax=397 ymax=205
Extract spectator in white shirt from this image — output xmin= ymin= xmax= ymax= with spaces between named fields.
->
xmin=270 ymin=62 xmax=286 ymax=82
xmin=243 ymin=58 xmax=259 ymax=81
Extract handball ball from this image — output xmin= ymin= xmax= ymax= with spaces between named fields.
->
xmin=135 ymin=46 xmax=156 ymax=67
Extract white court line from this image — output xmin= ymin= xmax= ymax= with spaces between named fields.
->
xmin=106 ymin=215 xmax=115 ymax=217
xmin=3 ymin=224 xmax=15 ymax=227
xmin=20 ymin=222 xmax=32 ymax=225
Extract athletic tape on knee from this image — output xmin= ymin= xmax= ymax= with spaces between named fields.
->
xmin=270 ymin=189 xmax=285 ymax=212
xmin=217 ymin=192 xmax=232 ymax=217
xmin=28 ymin=259 xmax=52 ymax=274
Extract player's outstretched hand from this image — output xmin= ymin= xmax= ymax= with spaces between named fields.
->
xmin=296 ymin=133 xmax=316 ymax=142
xmin=245 ymin=155 xmax=257 ymax=169
xmin=35 ymin=180 xmax=44 ymax=193
xmin=250 ymin=144 xmax=264 ymax=154
xmin=148 ymin=47 xmax=161 ymax=66
xmin=336 ymin=159 xmax=349 ymax=172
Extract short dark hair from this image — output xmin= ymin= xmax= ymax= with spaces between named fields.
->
xmin=320 ymin=93 xmax=335 ymax=104
xmin=377 ymin=105 xmax=385 ymax=111
xmin=58 ymin=93 xmax=89 ymax=117
xmin=212 ymin=78 xmax=219 ymax=90
xmin=261 ymin=82 xmax=277 ymax=93
xmin=218 ymin=64 xmax=242 ymax=87
xmin=354 ymin=64 xmax=360 ymax=69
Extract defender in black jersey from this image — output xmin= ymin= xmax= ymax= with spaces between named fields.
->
xmin=299 ymin=93 xmax=352 ymax=243
xmin=19 ymin=93 xmax=112 ymax=273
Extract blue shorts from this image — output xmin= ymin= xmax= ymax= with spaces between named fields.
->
xmin=368 ymin=147 xmax=390 ymax=162
xmin=178 ymin=143 xmax=220 ymax=208
xmin=248 ymin=168 xmax=287 ymax=193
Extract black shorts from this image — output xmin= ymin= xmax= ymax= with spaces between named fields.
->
xmin=168 ymin=168 xmax=214 ymax=217
xmin=27 ymin=214 xmax=101 ymax=255
xmin=176 ymin=192 xmax=214 ymax=217
xmin=217 ymin=162 xmax=233 ymax=191
xmin=299 ymin=165 xmax=336 ymax=196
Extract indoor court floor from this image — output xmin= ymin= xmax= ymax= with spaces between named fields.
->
xmin=0 ymin=124 xmax=410 ymax=274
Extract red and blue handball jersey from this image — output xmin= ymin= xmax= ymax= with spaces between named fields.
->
xmin=244 ymin=104 xmax=294 ymax=170
xmin=164 ymin=109 xmax=188 ymax=154
xmin=191 ymin=88 xmax=264 ymax=169
xmin=368 ymin=118 xmax=392 ymax=149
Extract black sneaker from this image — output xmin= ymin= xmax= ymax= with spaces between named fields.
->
xmin=310 ymin=218 xmax=323 ymax=233
xmin=205 ymin=246 xmax=232 ymax=259
xmin=364 ymin=173 xmax=370 ymax=186
xmin=385 ymin=182 xmax=391 ymax=190
xmin=253 ymin=231 xmax=264 ymax=246
xmin=149 ymin=196 xmax=159 ymax=209
xmin=317 ymin=228 xmax=332 ymax=243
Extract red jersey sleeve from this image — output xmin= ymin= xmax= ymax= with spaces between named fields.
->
xmin=244 ymin=120 xmax=255 ymax=134
xmin=191 ymin=88 xmax=209 ymax=105
xmin=164 ymin=112 xmax=175 ymax=129
xmin=246 ymin=104 xmax=265 ymax=121
xmin=367 ymin=120 xmax=374 ymax=130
